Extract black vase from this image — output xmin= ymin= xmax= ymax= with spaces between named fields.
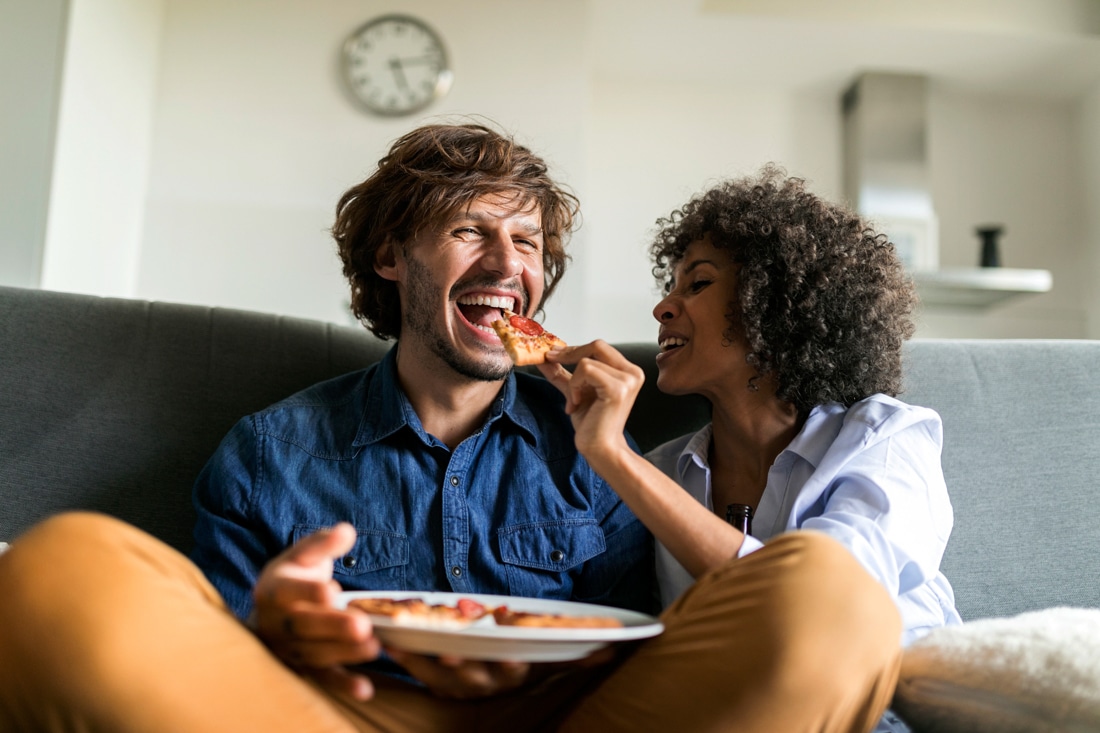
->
xmin=976 ymin=226 xmax=1003 ymax=268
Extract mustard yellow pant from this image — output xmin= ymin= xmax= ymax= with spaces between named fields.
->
xmin=0 ymin=513 xmax=901 ymax=732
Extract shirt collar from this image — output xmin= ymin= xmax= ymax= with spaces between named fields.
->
xmin=674 ymin=401 xmax=846 ymax=480
xmin=780 ymin=402 xmax=846 ymax=469
xmin=353 ymin=346 xmax=535 ymax=447
xmin=675 ymin=422 xmax=713 ymax=480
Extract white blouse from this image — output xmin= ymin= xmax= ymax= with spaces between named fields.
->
xmin=647 ymin=394 xmax=962 ymax=646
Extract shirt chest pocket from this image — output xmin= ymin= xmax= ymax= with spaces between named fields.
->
xmin=292 ymin=525 xmax=409 ymax=590
xmin=497 ymin=520 xmax=606 ymax=599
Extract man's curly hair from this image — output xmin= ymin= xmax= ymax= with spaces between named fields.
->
xmin=333 ymin=123 xmax=579 ymax=341
xmin=650 ymin=165 xmax=917 ymax=413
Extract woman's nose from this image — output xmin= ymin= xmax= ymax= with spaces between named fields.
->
xmin=653 ymin=296 xmax=676 ymax=322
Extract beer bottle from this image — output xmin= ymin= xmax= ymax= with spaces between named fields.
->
xmin=725 ymin=503 xmax=753 ymax=535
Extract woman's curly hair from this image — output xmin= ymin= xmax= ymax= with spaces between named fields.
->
xmin=650 ymin=165 xmax=917 ymax=413
xmin=333 ymin=123 xmax=579 ymax=341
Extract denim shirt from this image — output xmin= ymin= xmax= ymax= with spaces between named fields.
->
xmin=190 ymin=347 xmax=655 ymax=621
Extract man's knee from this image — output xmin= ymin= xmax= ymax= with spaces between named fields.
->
xmin=16 ymin=509 xmax=130 ymax=546
xmin=0 ymin=511 xmax=196 ymax=630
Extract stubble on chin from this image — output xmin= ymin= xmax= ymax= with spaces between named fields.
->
xmin=404 ymin=253 xmax=512 ymax=382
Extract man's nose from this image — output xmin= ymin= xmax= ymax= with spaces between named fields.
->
xmin=481 ymin=230 xmax=523 ymax=277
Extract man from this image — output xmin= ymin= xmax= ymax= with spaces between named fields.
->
xmin=0 ymin=124 xmax=902 ymax=733
xmin=189 ymin=122 xmax=654 ymax=702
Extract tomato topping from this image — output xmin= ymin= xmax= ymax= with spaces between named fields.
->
xmin=456 ymin=598 xmax=487 ymax=618
xmin=508 ymin=314 xmax=543 ymax=336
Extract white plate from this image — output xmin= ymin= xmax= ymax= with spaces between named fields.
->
xmin=336 ymin=591 xmax=663 ymax=662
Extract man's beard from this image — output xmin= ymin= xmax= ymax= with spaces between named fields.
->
xmin=403 ymin=253 xmax=512 ymax=382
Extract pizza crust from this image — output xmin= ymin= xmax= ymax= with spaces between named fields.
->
xmin=493 ymin=606 xmax=624 ymax=629
xmin=491 ymin=311 xmax=566 ymax=366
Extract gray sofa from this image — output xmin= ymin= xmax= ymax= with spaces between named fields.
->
xmin=3 ymin=284 xmax=1100 ymax=729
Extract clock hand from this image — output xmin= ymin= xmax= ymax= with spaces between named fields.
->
xmin=388 ymin=58 xmax=410 ymax=91
xmin=396 ymin=55 xmax=441 ymax=67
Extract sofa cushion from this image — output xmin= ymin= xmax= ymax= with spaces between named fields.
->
xmin=893 ymin=607 xmax=1100 ymax=732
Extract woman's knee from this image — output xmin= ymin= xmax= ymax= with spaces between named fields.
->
xmin=751 ymin=532 xmax=902 ymax=676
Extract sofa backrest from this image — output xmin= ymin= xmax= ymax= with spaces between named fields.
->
xmin=0 ymin=286 xmax=389 ymax=553
xmin=2 ymin=286 xmax=1098 ymax=622
xmin=900 ymin=339 xmax=1100 ymax=620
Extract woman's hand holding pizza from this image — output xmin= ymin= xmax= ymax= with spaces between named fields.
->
xmin=538 ymin=340 xmax=645 ymax=470
xmin=252 ymin=523 xmax=381 ymax=700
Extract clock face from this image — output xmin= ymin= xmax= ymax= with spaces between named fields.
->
xmin=342 ymin=15 xmax=453 ymax=117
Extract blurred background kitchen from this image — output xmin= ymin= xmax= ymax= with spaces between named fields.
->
xmin=4 ymin=0 xmax=1100 ymax=343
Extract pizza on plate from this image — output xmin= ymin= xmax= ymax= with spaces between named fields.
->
xmin=348 ymin=597 xmax=490 ymax=629
xmin=347 ymin=596 xmax=625 ymax=630
xmin=491 ymin=310 xmax=566 ymax=366
xmin=492 ymin=605 xmax=624 ymax=629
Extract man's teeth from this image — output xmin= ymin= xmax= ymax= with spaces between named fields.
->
xmin=457 ymin=294 xmax=516 ymax=311
xmin=659 ymin=337 xmax=686 ymax=352
xmin=457 ymin=294 xmax=515 ymax=336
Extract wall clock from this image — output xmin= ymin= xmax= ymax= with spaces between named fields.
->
xmin=341 ymin=14 xmax=453 ymax=117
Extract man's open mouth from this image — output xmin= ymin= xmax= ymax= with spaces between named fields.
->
xmin=457 ymin=294 xmax=516 ymax=335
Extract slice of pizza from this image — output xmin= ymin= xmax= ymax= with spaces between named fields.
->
xmin=348 ymin=597 xmax=490 ymax=630
xmin=491 ymin=310 xmax=566 ymax=366
xmin=492 ymin=605 xmax=623 ymax=629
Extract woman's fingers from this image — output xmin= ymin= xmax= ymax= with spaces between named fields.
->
xmin=547 ymin=340 xmax=634 ymax=370
xmin=568 ymin=356 xmax=644 ymax=409
xmin=534 ymin=361 xmax=573 ymax=396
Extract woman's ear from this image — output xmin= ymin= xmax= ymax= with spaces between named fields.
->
xmin=374 ymin=238 xmax=401 ymax=282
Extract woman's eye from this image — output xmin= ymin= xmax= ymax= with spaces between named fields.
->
xmin=689 ymin=279 xmax=712 ymax=292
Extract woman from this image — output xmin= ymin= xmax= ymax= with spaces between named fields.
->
xmin=540 ymin=165 xmax=961 ymax=731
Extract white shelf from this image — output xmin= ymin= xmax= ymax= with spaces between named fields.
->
xmin=913 ymin=267 xmax=1052 ymax=308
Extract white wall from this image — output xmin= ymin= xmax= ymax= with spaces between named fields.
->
xmin=1080 ymin=83 xmax=1100 ymax=338
xmin=40 ymin=0 xmax=164 ymax=296
xmin=31 ymin=0 xmax=1100 ymax=345
xmin=917 ymin=86 xmax=1087 ymax=339
xmin=135 ymin=0 xmax=591 ymax=332
xmin=584 ymin=78 xmax=842 ymax=342
xmin=0 ymin=0 xmax=67 ymax=289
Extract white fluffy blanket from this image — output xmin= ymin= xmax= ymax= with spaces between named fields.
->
xmin=895 ymin=607 xmax=1100 ymax=733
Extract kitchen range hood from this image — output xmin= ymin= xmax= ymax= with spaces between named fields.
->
xmin=841 ymin=72 xmax=1051 ymax=308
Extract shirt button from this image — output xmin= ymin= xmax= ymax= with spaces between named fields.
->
xmin=342 ymin=556 xmax=357 ymax=568
xmin=451 ymin=566 xmax=462 ymax=577
xmin=450 ymin=476 xmax=460 ymax=486
xmin=550 ymin=550 xmax=565 ymax=563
